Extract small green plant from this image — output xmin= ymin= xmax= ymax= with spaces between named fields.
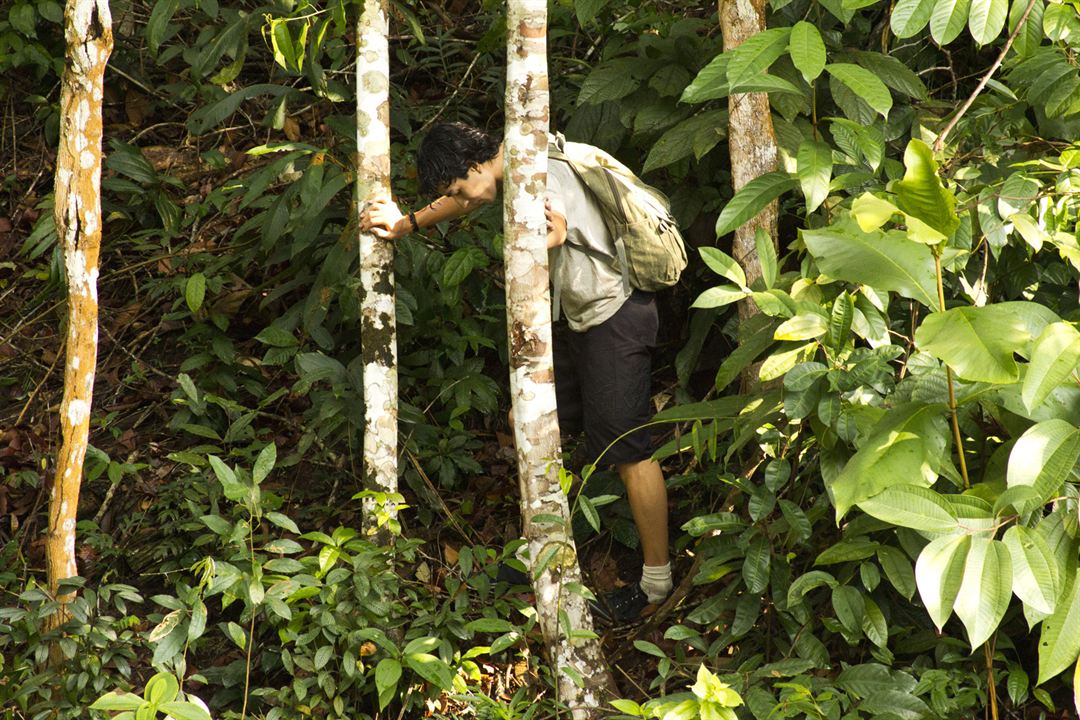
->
xmin=90 ymin=672 xmax=210 ymax=720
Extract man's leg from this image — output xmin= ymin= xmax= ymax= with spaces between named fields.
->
xmin=617 ymin=458 xmax=668 ymax=568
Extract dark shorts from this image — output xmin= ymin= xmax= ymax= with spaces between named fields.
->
xmin=554 ymin=290 xmax=658 ymax=466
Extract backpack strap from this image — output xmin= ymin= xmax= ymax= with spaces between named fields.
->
xmin=547 ymin=136 xmax=632 ymax=297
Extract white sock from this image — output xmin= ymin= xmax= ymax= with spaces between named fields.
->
xmin=639 ymin=562 xmax=673 ymax=604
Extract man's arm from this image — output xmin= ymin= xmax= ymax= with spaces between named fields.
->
xmin=361 ymin=194 xmax=470 ymax=240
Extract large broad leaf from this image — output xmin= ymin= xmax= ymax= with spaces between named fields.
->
xmin=643 ymin=111 xmax=728 ymax=173
xmin=577 ymin=59 xmax=640 ymax=105
xmin=968 ymin=0 xmax=1009 ymax=43
xmin=914 ymin=305 xmax=1032 ymax=383
xmin=802 ymin=220 xmax=938 ymax=308
xmin=916 ymin=533 xmax=971 ymax=630
xmin=1022 ymin=322 xmax=1080 ymax=412
xmin=893 ymin=140 xmax=959 ymax=241
xmin=1009 ymin=0 xmax=1045 ymax=56
xmin=725 ymin=28 xmax=792 ymax=88
xmin=858 ymin=484 xmax=959 ymax=533
xmin=848 ymin=51 xmax=929 ymax=100
xmin=1038 ymin=575 xmax=1080 ymax=684
xmin=715 ymin=172 xmax=798 ymax=237
xmin=931 ymin=0 xmax=973 ymax=44
xmin=953 ymin=537 xmax=1012 ymax=648
xmin=1006 ymin=419 xmax=1080 ymax=512
xmin=797 ymin=140 xmax=833 ymax=213
xmin=681 ymin=53 xmax=730 ymax=104
xmin=789 ymin=21 xmax=827 ymax=83
xmin=825 ymin=63 xmax=893 ymax=118
xmin=1003 ymin=525 xmax=1060 ymax=615
xmin=891 ymin=0 xmax=936 ymax=37
xmin=828 ymin=404 xmax=949 ymax=518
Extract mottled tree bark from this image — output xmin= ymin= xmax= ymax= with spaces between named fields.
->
xmin=720 ymin=0 xmax=779 ymax=321
xmin=356 ymin=0 xmax=398 ymax=538
xmin=46 ymin=0 xmax=112 ymax=636
xmin=504 ymin=1 xmax=615 ymax=715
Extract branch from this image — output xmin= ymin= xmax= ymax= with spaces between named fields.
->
xmin=933 ymin=0 xmax=1040 ymax=153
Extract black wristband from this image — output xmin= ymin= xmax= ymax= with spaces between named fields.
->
xmin=408 ymin=211 xmax=419 ymax=233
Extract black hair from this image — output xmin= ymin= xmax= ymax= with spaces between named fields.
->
xmin=417 ymin=122 xmax=500 ymax=196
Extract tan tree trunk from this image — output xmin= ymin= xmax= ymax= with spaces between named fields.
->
xmin=504 ymin=1 xmax=615 ymax=715
xmin=720 ymin=0 xmax=779 ymax=321
xmin=45 ymin=0 xmax=112 ymax=634
xmin=355 ymin=0 xmax=398 ymax=539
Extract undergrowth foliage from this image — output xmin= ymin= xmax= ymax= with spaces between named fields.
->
xmin=0 ymin=0 xmax=1078 ymax=718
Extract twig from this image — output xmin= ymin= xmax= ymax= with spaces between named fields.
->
xmin=934 ymin=0 xmax=1040 ymax=153
xmin=15 ymin=339 xmax=65 ymax=426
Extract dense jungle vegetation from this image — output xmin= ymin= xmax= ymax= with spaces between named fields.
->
xmin=1 ymin=0 xmax=1079 ymax=718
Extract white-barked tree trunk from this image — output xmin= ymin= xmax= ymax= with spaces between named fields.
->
xmin=47 ymin=0 xmax=112 ymax=635
xmin=356 ymin=0 xmax=398 ymax=538
xmin=720 ymin=0 xmax=780 ymax=321
xmin=503 ymin=0 xmax=615 ymax=715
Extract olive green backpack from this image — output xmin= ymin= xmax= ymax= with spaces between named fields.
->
xmin=548 ymin=132 xmax=687 ymax=294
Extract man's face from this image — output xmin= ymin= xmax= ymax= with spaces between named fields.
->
xmin=442 ymin=163 xmax=499 ymax=210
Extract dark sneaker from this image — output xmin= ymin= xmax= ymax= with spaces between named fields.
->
xmin=590 ymin=583 xmax=651 ymax=625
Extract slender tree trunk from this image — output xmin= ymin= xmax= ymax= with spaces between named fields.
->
xmin=504 ymin=1 xmax=615 ymax=715
xmin=356 ymin=0 xmax=398 ymax=539
xmin=720 ymin=0 xmax=779 ymax=321
xmin=45 ymin=0 xmax=112 ymax=637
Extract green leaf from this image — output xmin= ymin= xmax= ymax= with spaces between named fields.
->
xmin=797 ymin=140 xmax=833 ymax=213
xmin=715 ymin=172 xmax=798 ymax=237
xmin=1023 ymin=322 xmax=1080 ymax=412
xmin=405 ymin=653 xmax=454 ymax=690
xmin=579 ymin=495 xmax=600 ymax=532
xmin=892 ymin=140 xmax=959 ymax=241
xmin=968 ymin=0 xmax=1009 ymax=43
xmin=578 ymin=59 xmax=640 ymax=105
xmin=726 ymin=28 xmax=792 ymax=88
xmin=188 ymin=600 xmax=207 ymax=642
xmin=858 ymin=485 xmax=959 ymax=532
xmin=954 ymin=537 xmax=1012 ymax=648
xmin=914 ymin=305 xmax=1033 ymax=383
xmin=699 ymin=247 xmax=747 ymax=287
xmin=252 ymin=442 xmax=277 ymax=485
xmin=90 ymin=693 xmax=143 ymax=711
xmin=828 ymin=293 xmax=854 ymax=350
xmin=1038 ymin=575 xmax=1080 ymax=684
xmin=1009 ymin=0 xmax=1044 ymax=55
xmin=157 ymin=702 xmax=211 ymax=720
xmin=691 ymin=285 xmax=747 ymax=309
xmin=877 ymin=546 xmax=916 ymax=600
xmin=208 ymin=455 xmax=246 ymax=501
xmin=802 ymin=220 xmax=938 ymax=308
xmin=184 ymin=273 xmax=206 ymax=314
xmin=743 ymin=534 xmax=771 ymax=594
xmin=931 ymin=0 xmax=973 ymax=44
xmin=375 ymin=658 xmax=402 ymax=711
xmin=891 ymin=0 xmax=936 ymax=37
xmin=754 ymin=228 xmax=778 ymax=290
xmin=187 ymin=84 xmax=293 ymax=135
xmin=916 ymin=534 xmax=971 ymax=629
xmin=774 ymin=313 xmax=828 ymax=341
xmin=147 ymin=0 xmax=180 ymax=55
xmin=681 ymin=53 xmax=730 ymax=104
xmin=1003 ymin=525 xmax=1060 ymax=615
xmin=848 ymin=51 xmax=929 ymax=100
xmin=575 ymin=0 xmax=609 ymax=24
xmin=828 ymin=404 xmax=949 ymax=518
xmin=825 ymin=63 xmax=893 ymax=118
xmin=226 ymin=621 xmax=246 ymax=650
xmin=643 ymin=110 xmax=728 ymax=173
xmin=851 ymin=192 xmax=900 ymax=232
xmin=1006 ymin=420 xmax=1080 ymax=512
xmin=789 ymin=21 xmax=827 ymax=83
xmin=862 ymin=597 xmax=888 ymax=647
